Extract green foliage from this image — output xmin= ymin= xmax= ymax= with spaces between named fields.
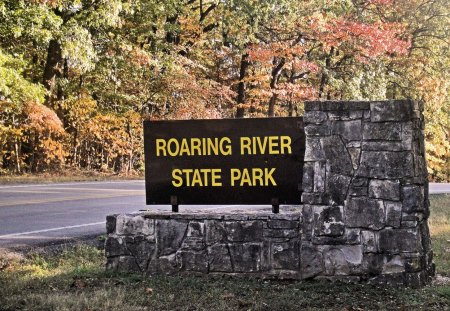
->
xmin=0 ymin=49 xmax=46 ymax=104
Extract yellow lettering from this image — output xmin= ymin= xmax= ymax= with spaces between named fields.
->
xmin=191 ymin=138 xmax=201 ymax=155
xmin=265 ymin=168 xmax=277 ymax=186
xmin=230 ymin=168 xmax=241 ymax=186
xmin=268 ymin=136 xmax=279 ymax=154
xmin=184 ymin=169 xmax=193 ymax=186
xmin=179 ymin=139 xmax=191 ymax=156
xmin=167 ymin=138 xmax=180 ymax=156
xmin=211 ymin=169 xmax=222 ymax=186
xmin=191 ymin=169 xmax=203 ymax=186
xmin=240 ymin=168 xmax=252 ymax=186
xmin=172 ymin=169 xmax=183 ymax=187
xmin=280 ymin=136 xmax=292 ymax=154
xmin=220 ymin=137 xmax=232 ymax=155
xmin=156 ymin=139 xmax=167 ymax=157
xmin=252 ymin=168 xmax=264 ymax=186
xmin=240 ymin=137 xmax=251 ymax=155
xmin=207 ymin=138 xmax=219 ymax=155
xmin=256 ymin=136 xmax=268 ymax=154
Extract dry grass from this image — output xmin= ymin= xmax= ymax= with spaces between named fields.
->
xmin=0 ymin=170 xmax=143 ymax=185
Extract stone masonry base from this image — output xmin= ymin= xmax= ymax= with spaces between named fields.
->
xmin=105 ymin=208 xmax=434 ymax=287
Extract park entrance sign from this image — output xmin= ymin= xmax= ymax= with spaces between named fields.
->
xmin=108 ymin=101 xmax=434 ymax=287
xmin=144 ymin=117 xmax=305 ymax=207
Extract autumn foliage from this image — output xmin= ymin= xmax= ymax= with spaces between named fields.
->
xmin=0 ymin=0 xmax=448 ymax=180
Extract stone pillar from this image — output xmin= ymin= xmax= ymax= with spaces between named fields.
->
xmin=301 ymin=100 xmax=434 ymax=286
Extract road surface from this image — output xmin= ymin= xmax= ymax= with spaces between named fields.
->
xmin=0 ymin=180 xmax=448 ymax=249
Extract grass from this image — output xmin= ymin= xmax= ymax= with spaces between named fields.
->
xmin=0 ymin=194 xmax=449 ymax=311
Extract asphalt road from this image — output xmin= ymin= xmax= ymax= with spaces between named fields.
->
xmin=0 ymin=180 xmax=448 ymax=249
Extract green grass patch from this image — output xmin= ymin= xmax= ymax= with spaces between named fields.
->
xmin=1 ymin=195 xmax=449 ymax=310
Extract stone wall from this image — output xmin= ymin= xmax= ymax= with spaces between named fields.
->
xmin=105 ymin=209 xmax=302 ymax=278
xmin=301 ymin=100 xmax=434 ymax=286
xmin=105 ymin=100 xmax=434 ymax=287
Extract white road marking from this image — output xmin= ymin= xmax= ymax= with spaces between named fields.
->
xmin=0 ymin=222 xmax=105 ymax=238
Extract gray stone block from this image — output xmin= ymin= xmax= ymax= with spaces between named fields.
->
xmin=322 ymin=245 xmax=363 ymax=276
xmin=345 ymin=197 xmax=385 ymax=230
xmin=304 ymin=111 xmax=327 ymax=124
xmin=361 ymin=141 xmax=403 ymax=151
xmin=105 ymin=236 xmax=129 ymax=257
xmin=362 ymin=253 xmax=384 ymax=275
xmin=305 ymin=124 xmax=330 ymax=136
xmin=272 ymin=241 xmax=300 ymax=270
xmin=229 ymin=243 xmax=262 ymax=272
xmin=207 ymin=244 xmax=233 ymax=272
xmin=382 ymin=255 xmax=405 ymax=274
xmin=349 ymin=186 xmax=368 ymax=197
xmin=302 ymin=162 xmax=314 ymax=192
xmin=314 ymin=161 xmax=326 ymax=192
xmin=328 ymin=111 xmax=349 ymax=120
xmin=304 ymin=101 xmax=321 ymax=111
xmin=349 ymin=110 xmax=364 ymax=119
xmin=348 ymin=147 xmax=361 ymax=170
xmin=362 ymin=122 xmax=401 ymax=141
xmin=357 ymin=151 xmax=413 ymax=178
xmin=321 ymin=135 xmax=353 ymax=176
xmin=361 ymin=230 xmax=378 ymax=253
xmin=368 ymin=179 xmax=400 ymax=200
xmin=267 ymin=220 xmax=299 ymax=229
xmin=106 ymin=215 xmax=116 ymax=234
xmin=370 ymin=100 xmax=414 ymax=122
xmin=181 ymin=237 xmax=205 ymax=251
xmin=124 ymin=235 xmax=156 ymax=271
xmin=402 ymin=185 xmax=425 ymax=212
xmin=116 ymin=215 xmax=155 ymax=236
xmin=205 ymin=220 xmax=226 ymax=244
xmin=156 ymin=220 xmax=188 ymax=256
xmin=187 ymin=221 xmax=205 ymax=237
xmin=301 ymin=192 xmax=330 ymax=205
xmin=352 ymin=177 xmax=369 ymax=187
xmin=304 ymin=137 xmax=326 ymax=161
xmin=385 ymin=202 xmax=402 ymax=228
xmin=263 ymin=228 xmax=299 ymax=238
xmin=314 ymin=205 xmax=344 ymax=237
xmin=300 ymin=244 xmax=324 ymax=279
xmin=326 ymin=173 xmax=351 ymax=205
xmin=378 ymin=228 xmax=421 ymax=253
xmin=331 ymin=120 xmax=362 ymax=142
xmin=225 ymin=221 xmax=263 ymax=242
xmin=177 ymin=250 xmax=208 ymax=273
xmin=344 ymin=228 xmax=361 ymax=244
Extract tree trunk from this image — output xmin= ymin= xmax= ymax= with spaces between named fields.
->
xmin=267 ymin=57 xmax=285 ymax=117
xmin=235 ymin=53 xmax=250 ymax=118
xmin=319 ymin=47 xmax=333 ymax=99
xmin=14 ymin=140 xmax=21 ymax=174
xmin=42 ymin=39 xmax=63 ymax=92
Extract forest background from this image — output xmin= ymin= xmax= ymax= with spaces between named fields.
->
xmin=0 ymin=0 xmax=448 ymax=181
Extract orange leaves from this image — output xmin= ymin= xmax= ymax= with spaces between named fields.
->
xmin=321 ymin=20 xmax=411 ymax=59
xmin=248 ymin=43 xmax=307 ymax=63
xmin=23 ymin=102 xmax=64 ymax=135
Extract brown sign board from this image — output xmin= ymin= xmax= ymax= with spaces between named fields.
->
xmin=144 ymin=117 xmax=305 ymax=205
